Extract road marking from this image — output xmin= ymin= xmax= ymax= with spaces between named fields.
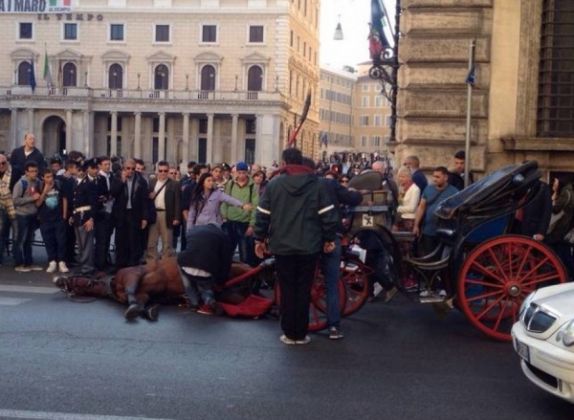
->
xmin=0 ymin=409 xmax=175 ymax=420
xmin=0 ymin=297 xmax=32 ymax=306
xmin=0 ymin=285 xmax=57 ymax=294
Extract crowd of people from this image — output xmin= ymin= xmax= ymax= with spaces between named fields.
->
xmin=1 ymin=133 xmax=573 ymax=345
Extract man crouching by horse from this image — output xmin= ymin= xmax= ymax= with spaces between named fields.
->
xmin=53 ymin=224 xmax=234 ymax=321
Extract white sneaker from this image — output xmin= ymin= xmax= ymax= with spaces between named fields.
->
xmin=295 ymin=336 xmax=311 ymax=345
xmin=14 ymin=265 xmax=31 ymax=273
xmin=46 ymin=261 xmax=57 ymax=273
xmin=373 ymin=283 xmax=384 ymax=297
xmin=58 ymin=261 xmax=69 ymax=273
xmin=280 ymin=335 xmax=297 ymax=345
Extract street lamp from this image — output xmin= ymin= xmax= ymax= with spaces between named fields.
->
xmin=333 ymin=15 xmax=344 ymax=40
xmin=369 ymin=0 xmax=401 ymax=145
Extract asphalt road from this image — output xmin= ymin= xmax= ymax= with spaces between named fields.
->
xmin=0 ymin=265 xmax=572 ymax=420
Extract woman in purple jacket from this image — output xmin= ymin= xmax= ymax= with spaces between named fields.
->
xmin=186 ymin=172 xmax=252 ymax=233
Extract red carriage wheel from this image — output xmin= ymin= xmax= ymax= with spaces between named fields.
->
xmin=341 ymin=257 xmax=372 ymax=316
xmin=457 ymin=235 xmax=567 ymax=341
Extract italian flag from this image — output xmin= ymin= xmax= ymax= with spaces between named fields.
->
xmin=50 ymin=0 xmax=71 ymax=5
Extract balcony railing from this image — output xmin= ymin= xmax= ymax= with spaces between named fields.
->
xmin=0 ymin=86 xmax=283 ymax=102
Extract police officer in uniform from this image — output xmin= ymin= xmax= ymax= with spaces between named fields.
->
xmin=71 ymin=158 xmax=99 ymax=274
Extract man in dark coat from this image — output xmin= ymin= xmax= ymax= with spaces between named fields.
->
xmin=254 ymin=148 xmax=339 ymax=345
xmin=111 ymin=159 xmax=150 ymax=268
xmin=146 ymin=161 xmax=181 ymax=261
xmin=520 ymin=180 xmax=552 ymax=241
xmin=10 ymin=133 xmax=46 ymax=189
xmin=178 ymin=223 xmax=234 ymax=315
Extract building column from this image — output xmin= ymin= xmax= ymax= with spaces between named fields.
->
xmin=158 ymin=112 xmax=166 ymax=162
xmin=255 ymin=114 xmax=263 ymax=164
xmin=231 ymin=114 xmax=239 ymax=163
xmin=66 ymin=109 xmax=73 ymax=152
xmin=190 ymin=117 xmax=199 ymax=161
xmin=27 ymin=109 xmax=34 ymax=135
xmin=206 ymin=113 xmax=214 ymax=164
xmin=110 ymin=111 xmax=118 ymax=157
xmin=83 ymin=111 xmax=94 ymax=157
xmin=134 ymin=112 xmax=142 ymax=159
xmin=10 ymin=108 xmax=18 ymax=150
xmin=182 ymin=113 xmax=190 ymax=164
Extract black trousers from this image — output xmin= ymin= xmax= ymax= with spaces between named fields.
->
xmin=115 ymin=211 xmax=143 ymax=268
xmin=275 ymin=253 xmax=319 ymax=340
xmin=94 ymin=212 xmax=113 ymax=270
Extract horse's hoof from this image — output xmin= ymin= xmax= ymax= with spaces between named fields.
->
xmin=124 ymin=304 xmax=142 ymax=321
xmin=144 ymin=305 xmax=159 ymax=322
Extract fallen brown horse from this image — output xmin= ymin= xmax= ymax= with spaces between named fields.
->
xmin=53 ymin=257 xmax=256 ymax=321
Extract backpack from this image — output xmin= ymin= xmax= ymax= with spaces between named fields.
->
xmin=228 ymin=181 xmax=255 ymax=204
xmin=19 ymin=179 xmax=29 ymax=197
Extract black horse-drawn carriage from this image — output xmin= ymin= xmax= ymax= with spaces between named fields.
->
xmin=343 ymin=160 xmax=566 ymax=341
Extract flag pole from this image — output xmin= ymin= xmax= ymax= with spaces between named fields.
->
xmin=464 ymin=39 xmax=476 ymax=188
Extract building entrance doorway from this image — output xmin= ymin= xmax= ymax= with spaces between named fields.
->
xmin=42 ymin=116 xmax=66 ymax=158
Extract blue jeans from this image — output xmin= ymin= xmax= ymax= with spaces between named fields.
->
xmin=40 ymin=219 xmax=66 ymax=262
xmin=321 ymin=237 xmax=342 ymax=328
xmin=14 ymin=214 xmax=37 ymax=266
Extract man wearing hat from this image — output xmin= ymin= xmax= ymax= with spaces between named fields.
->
xmin=71 ymin=158 xmax=99 ymax=274
xmin=221 ymin=161 xmax=258 ymax=266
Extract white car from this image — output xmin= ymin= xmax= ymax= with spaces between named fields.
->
xmin=511 ymin=282 xmax=574 ymax=403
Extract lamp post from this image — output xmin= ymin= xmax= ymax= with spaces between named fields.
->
xmin=369 ymin=0 xmax=401 ymax=145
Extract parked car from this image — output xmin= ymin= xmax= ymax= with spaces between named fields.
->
xmin=511 ymin=283 xmax=574 ymax=403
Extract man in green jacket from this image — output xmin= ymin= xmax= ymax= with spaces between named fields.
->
xmin=221 ymin=161 xmax=258 ymax=266
xmin=254 ymin=148 xmax=338 ymax=345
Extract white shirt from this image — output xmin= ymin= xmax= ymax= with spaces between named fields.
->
xmin=397 ymin=184 xmax=421 ymax=219
xmin=154 ymin=179 xmax=168 ymax=210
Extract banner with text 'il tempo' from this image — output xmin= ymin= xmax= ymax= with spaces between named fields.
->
xmin=0 ymin=0 xmax=72 ymax=13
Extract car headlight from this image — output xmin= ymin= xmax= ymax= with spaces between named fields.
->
xmin=556 ymin=320 xmax=574 ymax=347
xmin=520 ymin=292 xmax=536 ymax=318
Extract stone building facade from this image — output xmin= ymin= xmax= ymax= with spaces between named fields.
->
xmin=318 ymin=65 xmax=392 ymax=158
xmin=318 ymin=67 xmax=355 ymax=155
xmin=396 ymin=0 xmax=574 ymax=177
xmin=0 ymin=0 xmax=321 ymax=167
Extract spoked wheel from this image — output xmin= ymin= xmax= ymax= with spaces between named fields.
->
xmin=273 ymin=270 xmax=347 ymax=332
xmin=340 ymin=255 xmax=372 ymax=316
xmin=457 ymin=235 xmax=567 ymax=341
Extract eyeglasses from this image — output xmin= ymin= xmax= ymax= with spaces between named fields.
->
xmin=169 ymin=172 xmax=177 ymax=175
xmin=158 ymin=169 xmax=168 ymax=173
xmin=124 ymin=167 xmax=135 ymax=170
xmin=0 ymin=161 xmax=6 ymax=165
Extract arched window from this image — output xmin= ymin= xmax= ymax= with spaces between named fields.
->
xmin=108 ymin=63 xmax=123 ymax=90
xmin=62 ymin=62 xmax=77 ymax=87
xmin=247 ymin=65 xmax=263 ymax=92
xmin=17 ymin=61 xmax=33 ymax=86
xmin=154 ymin=64 xmax=169 ymax=90
xmin=200 ymin=65 xmax=216 ymax=91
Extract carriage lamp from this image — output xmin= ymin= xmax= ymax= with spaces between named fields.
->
xmin=519 ymin=292 xmax=536 ymax=318
xmin=556 ymin=320 xmax=574 ymax=347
